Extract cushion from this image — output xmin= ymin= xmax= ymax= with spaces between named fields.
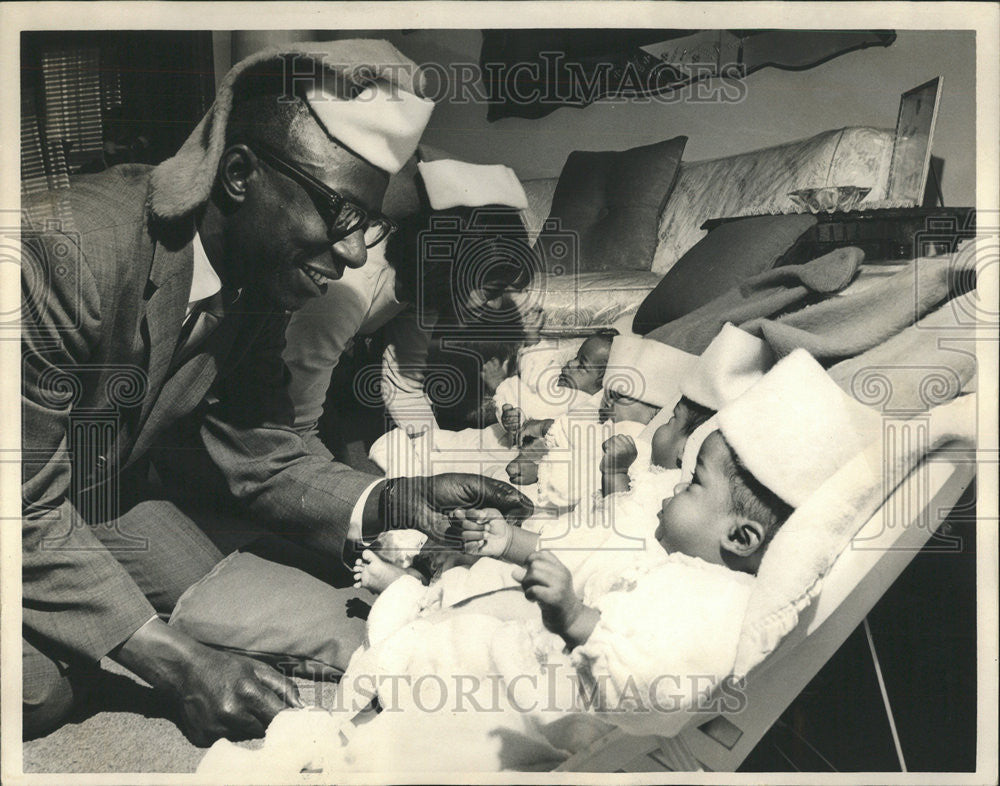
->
xmin=169 ymin=550 xmax=371 ymax=677
xmin=633 ymin=213 xmax=818 ymax=334
xmin=653 ymin=127 xmax=894 ymax=273
xmin=734 ymin=393 xmax=976 ymax=678
xmin=541 ymin=136 xmax=687 ymax=274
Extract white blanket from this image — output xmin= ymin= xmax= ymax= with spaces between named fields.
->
xmin=198 ymin=509 xmax=752 ymax=775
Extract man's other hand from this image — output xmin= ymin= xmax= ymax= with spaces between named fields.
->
xmin=114 ymin=618 xmax=302 ymax=747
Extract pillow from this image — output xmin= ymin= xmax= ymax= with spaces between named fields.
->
xmin=169 ymin=550 xmax=370 ymax=677
xmin=733 ymin=393 xmax=976 ymax=678
xmin=633 ymin=213 xmax=818 ymax=334
xmin=541 ymin=136 xmax=687 ymax=274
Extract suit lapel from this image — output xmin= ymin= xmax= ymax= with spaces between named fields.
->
xmin=136 ymin=235 xmax=193 ymax=431
xmin=128 ymin=295 xmax=247 ymax=463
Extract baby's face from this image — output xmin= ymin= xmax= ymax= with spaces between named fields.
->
xmin=599 ymin=389 xmax=660 ymax=425
xmin=558 ymin=336 xmax=611 ymax=395
xmin=650 ymin=399 xmax=697 ymax=469
xmin=654 ymin=431 xmax=734 ymax=565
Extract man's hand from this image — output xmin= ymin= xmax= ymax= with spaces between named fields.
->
xmin=512 ymin=551 xmax=600 ymax=648
xmin=600 ymin=434 xmax=638 ymax=476
xmin=381 ymin=474 xmax=534 ymax=547
xmin=113 ymin=618 xmax=302 ymax=746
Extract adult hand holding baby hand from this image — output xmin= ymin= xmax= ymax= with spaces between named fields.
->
xmin=456 ymin=508 xmax=510 ymax=557
xmin=378 ymin=474 xmax=533 ymax=548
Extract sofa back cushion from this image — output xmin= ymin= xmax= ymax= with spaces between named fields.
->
xmin=653 ymin=126 xmax=894 ymax=273
xmin=542 ymin=135 xmax=687 ymax=273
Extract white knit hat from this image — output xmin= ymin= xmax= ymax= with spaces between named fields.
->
xmin=681 ymin=323 xmax=775 ymax=410
xmin=417 ymin=160 xmax=528 ymax=210
xmin=604 ymin=336 xmax=697 ymax=408
xmin=717 ymin=349 xmax=883 ymax=508
xmin=306 ymin=80 xmax=433 ymax=174
xmin=149 ymin=39 xmax=434 ymax=220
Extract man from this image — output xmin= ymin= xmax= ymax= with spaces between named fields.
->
xmin=21 ymin=40 xmax=531 ymax=744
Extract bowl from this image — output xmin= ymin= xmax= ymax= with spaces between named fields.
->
xmin=788 ymin=186 xmax=872 ymax=214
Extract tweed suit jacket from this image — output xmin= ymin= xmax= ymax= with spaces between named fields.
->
xmin=21 ymin=165 xmax=376 ymax=663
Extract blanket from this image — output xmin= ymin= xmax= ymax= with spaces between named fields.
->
xmin=645 ymin=246 xmax=864 ymax=353
xmin=198 ymin=546 xmax=753 ymax=775
xmin=742 ymin=243 xmax=978 ymax=364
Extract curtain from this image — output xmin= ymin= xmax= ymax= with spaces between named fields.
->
xmin=20 ymin=31 xmax=216 ymax=211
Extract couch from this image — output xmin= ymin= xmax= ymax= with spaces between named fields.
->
xmin=513 ymin=126 xmax=896 ymax=333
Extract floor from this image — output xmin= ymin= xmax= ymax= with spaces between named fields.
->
xmin=22 ymin=663 xmax=341 ymax=774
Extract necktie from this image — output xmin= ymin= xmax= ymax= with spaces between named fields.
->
xmin=172 ymin=290 xmax=228 ymax=368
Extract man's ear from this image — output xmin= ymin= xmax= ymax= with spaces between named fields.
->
xmin=721 ymin=517 xmax=766 ymax=559
xmin=217 ymin=144 xmax=255 ymax=204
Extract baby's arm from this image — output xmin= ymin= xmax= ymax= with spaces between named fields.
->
xmin=600 ymin=434 xmax=638 ymax=496
xmin=513 ymin=551 xmax=600 ymax=649
xmin=458 ymin=509 xmax=538 ymax=565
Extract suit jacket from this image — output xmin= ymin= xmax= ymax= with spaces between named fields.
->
xmin=21 ymin=165 xmax=376 ymax=662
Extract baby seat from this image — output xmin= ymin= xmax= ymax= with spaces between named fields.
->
xmin=556 ymin=445 xmax=976 ymax=772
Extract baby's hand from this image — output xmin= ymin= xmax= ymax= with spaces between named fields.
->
xmin=501 ymin=405 xmax=524 ymax=444
xmin=454 ymin=508 xmax=508 ymax=557
xmin=512 ymin=551 xmax=581 ymax=636
xmin=458 ymin=508 xmax=511 ymax=557
xmin=600 ymin=434 xmax=638 ymax=475
xmin=481 ymin=357 xmax=509 ymax=394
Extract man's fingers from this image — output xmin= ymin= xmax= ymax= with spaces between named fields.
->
xmin=253 ymin=663 xmax=304 ymax=709
xmin=244 ymin=683 xmax=289 ymax=729
xmin=511 ymin=566 xmax=527 ymax=583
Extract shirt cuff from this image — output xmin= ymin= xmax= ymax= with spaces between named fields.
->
xmin=348 ymin=479 xmax=384 ymax=545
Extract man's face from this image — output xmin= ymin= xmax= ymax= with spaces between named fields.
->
xmin=558 ymin=336 xmax=611 ymax=394
xmin=655 ymin=431 xmax=734 ymax=564
xmin=234 ymin=119 xmax=390 ymax=312
xmin=599 ymin=389 xmax=660 ymax=425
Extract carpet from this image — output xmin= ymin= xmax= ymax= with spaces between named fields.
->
xmin=22 ymin=660 xmax=340 ymax=774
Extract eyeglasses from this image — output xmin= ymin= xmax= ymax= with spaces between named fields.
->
xmin=251 ymin=144 xmax=397 ymax=248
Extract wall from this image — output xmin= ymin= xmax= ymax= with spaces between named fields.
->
xmin=229 ymin=29 xmax=977 ymax=206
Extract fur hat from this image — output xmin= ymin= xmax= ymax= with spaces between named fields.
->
xmin=717 ymin=349 xmax=883 ymax=508
xmin=417 ymin=160 xmax=528 ymax=210
xmin=148 ymin=39 xmax=433 ymax=221
xmin=681 ymin=323 xmax=775 ymax=410
xmin=605 ymin=335 xmax=697 ymax=408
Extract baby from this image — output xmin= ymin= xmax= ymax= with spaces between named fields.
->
xmin=498 ymin=330 xmax=615 ymax=445
xmin=461 ymin=348 xmax=883 ymax=649
xmin=503 ymin=335 xmax=694 ymax=501
xmin=602 ymin=323 xmax=775 ymax=495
